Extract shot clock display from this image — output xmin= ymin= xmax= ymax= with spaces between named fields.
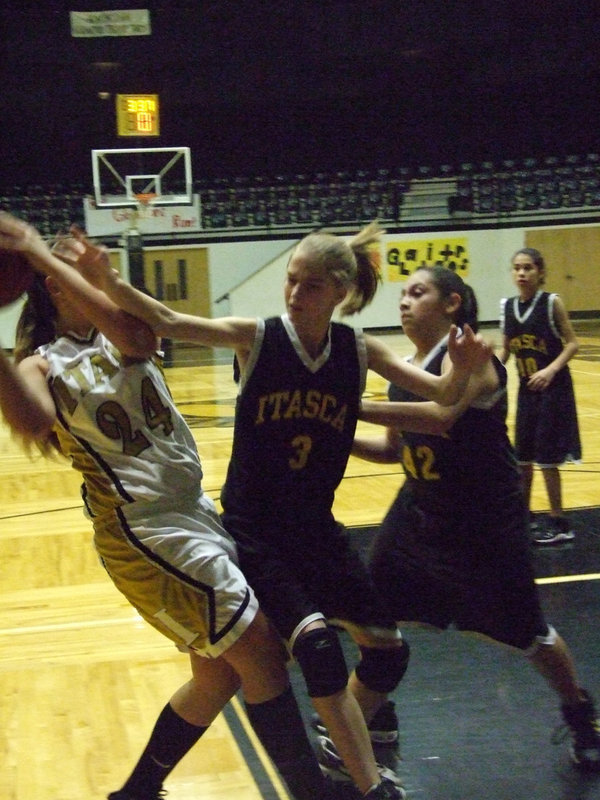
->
xmin=116 ymin=94 xmax=160 ymax=137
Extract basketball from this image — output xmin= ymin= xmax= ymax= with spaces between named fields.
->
xmin=0 ymin=249 xmax=35 ymax=307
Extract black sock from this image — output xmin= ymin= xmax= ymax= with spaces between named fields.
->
xmin=122 ymin=703 xmax=208 ymax=797
xmin=245 ymin=686 xmax=329 ymax=800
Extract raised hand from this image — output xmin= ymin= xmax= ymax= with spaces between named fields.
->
xmin=52 ymin=226 xmax=115 ymax=290
xmin=0 ymin=211 xmax=47 ymax=263
xmin=447 ymin=324 xmax=493 ymax=373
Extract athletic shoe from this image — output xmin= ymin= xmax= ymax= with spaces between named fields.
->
xmin=557 ymin=690 xmax=600 ymax=771
xmin=108 ymin=790 xmax=167 ymax=800
xmin=366 ymin=701 xmax=400 ymax=745
xmin=364 ymin=779 xmax=407 ymax=799
xmin=316 ymin=734 xmax=404 ymax=789
xmin=529 ymin=512 xmax=541 ymax=532
xmin=312 ymin=700 xmax=399 ymax=746
xmin=533 ymin=516 xmax=574 ymax=545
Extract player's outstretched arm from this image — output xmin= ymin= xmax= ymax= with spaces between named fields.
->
xmin=352 ymin=425 xmax=402 ymax=464
xmin=365 ymin=327 xmax=491 ymax=406
xmin=0 ymin=213 xmax=157 ymax=358
xmin=359 ymin=346 xmax=499 ymax=436
xmin=65 ymin=226 xmax=258 ymax=352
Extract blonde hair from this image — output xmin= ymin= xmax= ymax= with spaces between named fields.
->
xmin=294 ymin=220 xmax=384 ymax=315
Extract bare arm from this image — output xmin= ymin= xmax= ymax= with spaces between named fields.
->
xmin=498 ymin=334 xmax=511 ymax=365
xmin=352 ymin=425 xmax=402 ymax=463
xmin=0 ymin=351 xmax=56 ymax=442
xmin=0 ymin=213 xmax=157 ymax=358
xmin=553 ymin=296 xmax=580 ymax=364
xmin=357 ymin=356 xmax=500 ymax=451
xmin=365 ymin=324 xmax=492 ymax=406
xmin=359 ymin=397 xmax=462 ymax=436
xmin=64 ymin=227 xmax=258 ymax=356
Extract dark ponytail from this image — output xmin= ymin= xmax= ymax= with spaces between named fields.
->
xmin=14 ymin=273 xmax=57 ymax=363
xmin=415 ymin=266 xmax=479 ymax=333
xmin=12 ymin=273 xmax=61 ymax=456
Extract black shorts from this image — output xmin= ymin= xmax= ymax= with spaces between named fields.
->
xmin=515 ymin=371 xmax=581 ymax=465
xmin=367 ymin=487 xmax=549 ymax=650
xmin=223 ymin=511 xmax=398 ymax=643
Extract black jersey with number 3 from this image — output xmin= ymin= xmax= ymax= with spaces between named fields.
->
xmin=221 ymin=315 xmax=365 ymax=523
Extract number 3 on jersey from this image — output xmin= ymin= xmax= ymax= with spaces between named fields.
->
xmin=289 ymin=434 xmax=313 ymax=470
xmin=402 ymin=443 xmax=440 ymax=481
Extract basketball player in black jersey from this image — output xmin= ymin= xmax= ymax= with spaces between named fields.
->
xmin=354 ymin=266 xmax=600 ymax=774
xmin=500 ymin=248 xmax=581 ymax=544
xmin=68 ymin=221 xmax=491 ymax=799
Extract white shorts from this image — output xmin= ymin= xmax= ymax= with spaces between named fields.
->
xmin=93 ymin=492 xmax=259 ymax=658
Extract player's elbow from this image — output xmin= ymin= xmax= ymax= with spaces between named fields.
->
xmin=128 ymin=329 xmax=162 ymax=358
xmin=116 ymin=313 xmax=162 ymax=357
xmin=420 ymin=418 xmax=449 ymax=436
xmin=152 ymin=308 xmax=192 ymax=340
xmin=429 ymin=407 xmax=459 ymax=435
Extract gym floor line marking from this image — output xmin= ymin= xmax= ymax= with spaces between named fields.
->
xmin=535 ymin=573 xmax=600 ymax=585
xmin=0 ymin=615 xmax=145 ymax=637
xmin=226 ymin=695 xmax=291 ymax=800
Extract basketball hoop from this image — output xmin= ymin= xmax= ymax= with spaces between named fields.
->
xmin=128 ymin=191 xmax=158 ymax=233
xmin=135 ymin=192 xmax=157 ymax=207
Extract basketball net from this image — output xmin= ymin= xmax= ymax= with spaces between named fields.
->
xmin=129 ymin=192 xmax=157 ymax=232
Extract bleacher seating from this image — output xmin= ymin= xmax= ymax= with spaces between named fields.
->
xmin=1 ymin=153 xmax=600 ymax=237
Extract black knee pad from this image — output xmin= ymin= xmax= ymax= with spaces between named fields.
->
xmin=292 ymin=627 xmax=348 ymax=698
xmin=355 ymin=639 xmax=410 ymax=694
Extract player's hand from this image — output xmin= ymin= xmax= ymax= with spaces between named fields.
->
xmin=447 ymin=324 xmax=493 ymax=373
xmin=527 ymin=367 xmax=555 ymax=391
xmin=0 ymin=212 xmax=47 ymax=264
xmin=50 ymin=234 xmax=86 ymax=265
xmin=53 ymin=226 xmax=114 ymax=289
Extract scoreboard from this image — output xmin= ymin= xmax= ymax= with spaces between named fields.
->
xmin=116 ymin=94 xmax=160 ymax=137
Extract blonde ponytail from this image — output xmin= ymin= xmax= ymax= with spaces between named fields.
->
xmin=340 ymin=220 xmax=384 ymax=316
xmin=293 ymin=220 xmax=384 ymax=316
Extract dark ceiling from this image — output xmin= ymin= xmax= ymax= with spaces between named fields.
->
xmin=2 ymin=1 xmax=600 ymax=187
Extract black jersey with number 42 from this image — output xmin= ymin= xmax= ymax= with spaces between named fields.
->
xmin=389 ymin=338 xmax=520 ymax=513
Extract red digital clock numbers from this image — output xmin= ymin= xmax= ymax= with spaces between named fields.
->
xmin=116 ymin=94 xmax=160 ymax=137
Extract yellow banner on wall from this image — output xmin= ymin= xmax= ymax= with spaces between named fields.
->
xmin=386 ymin=237 xmax=469 ymax=281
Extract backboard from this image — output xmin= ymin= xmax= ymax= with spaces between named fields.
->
xmin=91 ymin=146 xmax=192 ymax=208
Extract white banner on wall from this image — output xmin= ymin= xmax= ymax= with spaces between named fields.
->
xmin=70 ymin=9 xmax=151 ymax=37
xmin=83 ymin=195 xmax=201 ymax=236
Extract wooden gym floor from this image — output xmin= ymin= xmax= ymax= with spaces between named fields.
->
xmin=1 ymin=325 xmax=599 ymax=800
